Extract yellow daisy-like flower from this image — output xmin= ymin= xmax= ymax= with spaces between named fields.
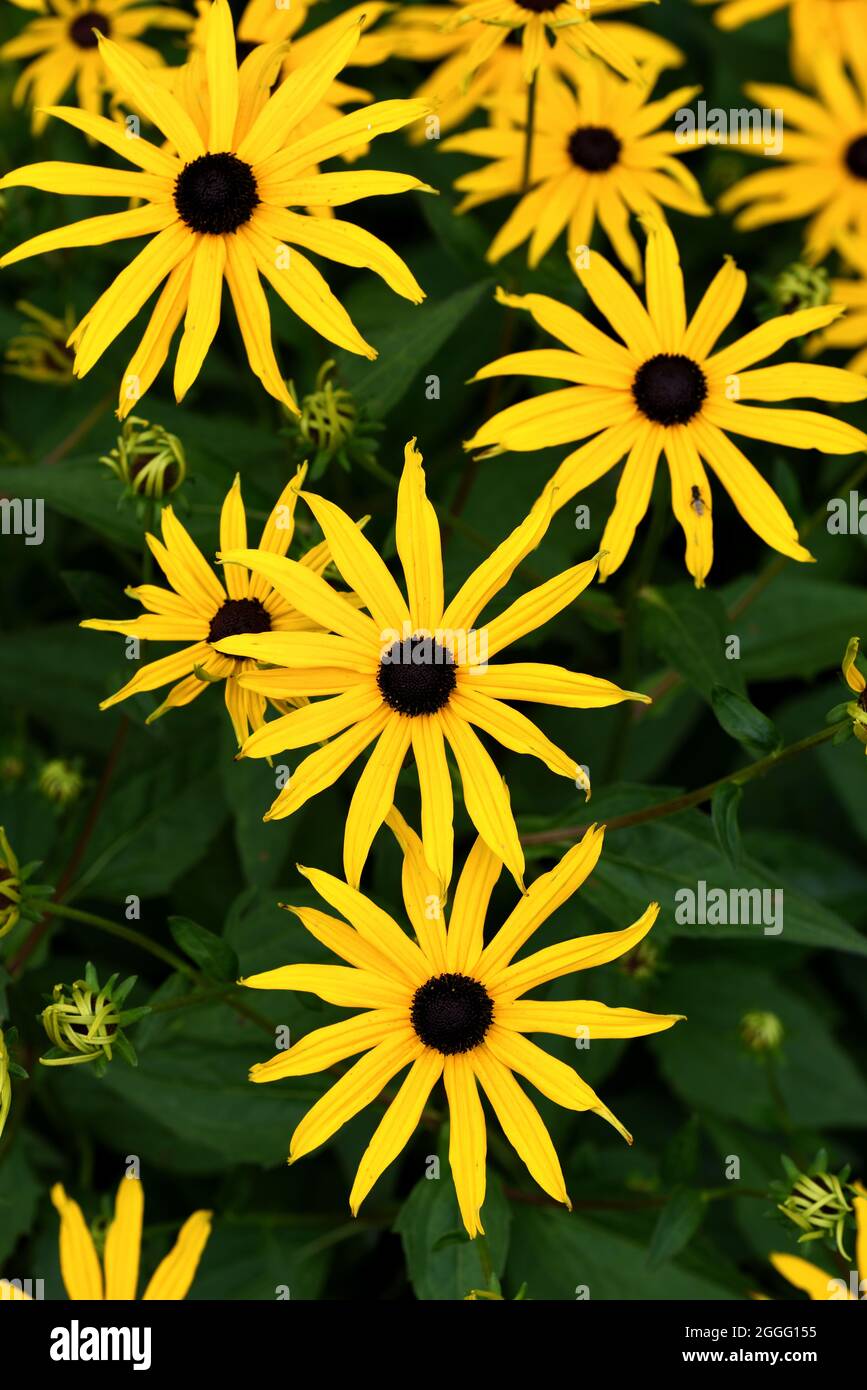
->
xmin=441 ymin=58 xmax=708 ymax=276
xmin=719 ymin=59 xmax=867 ymax=263
xmin=386 ymin=4 xmax=683 ymax=141
xmin=0 ymin=0 xmax=430 ymax=418
xmin=243 ymin=810 xmax=682 ymax=1236
xmin=695 ymin=0 xmax=867 ymax=88
xmin=51 ymin=1178 xmax=209 ymax=1300
xmin=770 ymin=1187 xmax=867 ymax=1300
xmin=215 ymin=440 xmax=647 ymax=891
xmin=806 ymin=235 xmax=867 ymax=373
xmin=81 ymin=467 xmax=343 ymax=747
xmin=0 ymin=0 xmax=192 ymax=134
xmin=841 ymin=636 xmax=867 ymax=753
xmin=468 ymin=219 xmax=867 ymax=586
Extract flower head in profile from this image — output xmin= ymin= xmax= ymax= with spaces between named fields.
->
xmin=719 ymin=58 xmax=867 ymax=262
xmin=49 ymin=1178 xmax=209 ymax=1301
xmin=81 ymin=467 xmax=342 ymax=747
xmin=386 ymin=4 xmax=683 ymax=140
xmin=694 ymin=0 xmax=867 ymax=87
xmin=243 ymin=811 xmax=681 ymax=1236
xmin=216 ymin=440 xmax=647 ymax=891
xmin=468 ymin=219 xmax=867 ymax=586
xmin=442 ymin=57 xmax=708 ymax=276
xmin=441 ymin=0 xmax=652 ymax=84
xmin=0 ymin=0 xmax=430 ymax=417
xmin=840 ymin=637 xmax=867 ymax=753
xmin=0 ymin=0 xmax=192 ymax=133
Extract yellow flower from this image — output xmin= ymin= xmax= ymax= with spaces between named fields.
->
xmin=468 ymin=218 xmax=867 ymax=586
xmin=719 ymin=58 xmax=867 ymax=262
xmin=386 ymin=4 xmax=683 ymax=140
xmin=216 ymin=440 xmax=647 ymax=891
xmin=442 ymin=57 xmax=708 ymax=276
xmin=842 ymin=636 xmax=867 ymax=752
xmin=806 ymin=235 xmax=867 ymax=373
xmin=243 ymin=810 xmax=681 ymax=1236
xmin=0 ymin=0 xmax=192 ymax=134
xmin=81 ymin=467 xmax=342 ymax=747
xmin=50 ymin=1178 xmax=210 ymax=1300
xmin=695 ymin=0 xmax=867 ymax=87
xmin=770 ymin=1187 xmax=867 ymax=1300
xmin=0 ymin=0 xmax=430 ymax=418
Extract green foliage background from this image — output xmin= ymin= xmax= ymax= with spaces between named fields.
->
xmin=0 ymin=0 xmax=865 ymax=1301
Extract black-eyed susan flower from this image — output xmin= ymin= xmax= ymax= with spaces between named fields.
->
xmin=769 ymin=1181 xmax=866 ymax=1299
xmin=442 ymin=58 xmax=708 ymax=276
xmin=468 ymin=218 xmax=867 ymax=586
xmin=695 ymin=0 xmax=867 ymax=87
xmin=0 ymin=0 xmax=192 ymax=134
xmin=841 ymin=636 xmax=867 ymax=752
xmin=216 ymin=440 xmax=647 ymax=891
xmin=386 ymin=6 xmax=683 ymax=141
xmin=46 ymin=1177 xmax=211 ymax=1300
xmin=81 ymin=467 xmax=343 ymax=747
xmin=806 ymin=236 xmax=867 ymax=373
xmin=719 ymin=58 xmax=867 ymax=262
xmin=243 ymin=811 xmax=682 ymax=1235
xmin=0 ymin=0 xmax=430 ymax=417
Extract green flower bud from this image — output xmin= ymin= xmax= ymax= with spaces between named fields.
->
xmin=39 ymin=965 xmax=149 ymax=1075
xmin=101 ymin=417 xmax=186 ymax=501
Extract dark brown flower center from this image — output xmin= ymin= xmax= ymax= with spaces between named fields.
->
xmin=208 ymin=597 xmax=271 ymax=644
xmin=69 ymin=11 xmax=110 ymax=48
xmin=516 ymin=0 xmax=560 ymax=11
xmin=377 ymin=636 xmax=456 ymax=717
xmin=411 ymin=973 xmax=494 ymax=1054
xmin=568 ymin=125 xmax=621 ymax=172
xmin=632 ymin=353 xmax=708 ymax=426
xmin=858 ymin=687 xmax=867 ymax=712
xmin=845 ymin=134 xmax=867 ymax=179
xmin=174 ymin=153 xmax=260 ymax=236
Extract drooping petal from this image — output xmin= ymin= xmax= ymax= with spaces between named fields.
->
xmin=349 ymin=1049 xmax=443 ymax=1214
xmin=472 ymin=1045 xmax=570 ymax=1207
xmin=443 ymin=1055 xmax=487 ymax=1238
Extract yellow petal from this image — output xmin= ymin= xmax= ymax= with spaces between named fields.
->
xmin=263 ymin=706 xmax=389 ymax=820
xmin=343 ymin=717 xmax=412 ymax=889
xmin=439 ymin=706 xmax=524 ymax=889
xmin=297 ymin=864 xmax=429 ymax=985
xmin=490 ymin=902 xmax=660 ymax=998
xmin=443 ymin=1054 xmax=487 ymax=1238
xmin=480 ymin=825 xmax=605 ymax=980
xmin=412 ymin=714 xmax=454 ymax=893
xmin=251 ymin=1009 xmax=404 ymax=1082
xmin=141 ymin=1211 xmax=212 ymax=1301
xmin=174 ymin=234 xmax=226 ymax=401
xmin=300 ymin=489 xmax=410 ymax=634
xmin=384 ymin=806 xmax=448 ymax=970
xmin=349 ymin=1049 xmax=443 ymax=1214
xmin=447 ymin=833 xmax=502 ymax=975
xmin=51 ymin=1184 xmax=104 ymax=1301
xmin=103 ymin=1177 xmax=143 ymax=1301
xmin=396 ymin=438 xmax=444 ymax=632
xmin=471 ymin=1044 xmax=570 ymax=1207
xmin=485 ymin=1025 xmax=630 ymax=1143
xmin=290 ymin=1031 xmax=421 ymax=1162
xmin=205 ymin=0 xmax=238 ymax=152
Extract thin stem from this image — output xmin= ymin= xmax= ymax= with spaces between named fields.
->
xmin=42 ymin=391 xmax=114 ymax=467
xmin=521 ymin=722 xmax=844 ymax=845
xmin=521 ymin=71 xmax=538 ymax=192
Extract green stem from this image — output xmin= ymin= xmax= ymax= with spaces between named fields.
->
xmin=522 ymin=722 xmax=845 ymax=846
xmin=521 ymin=72 xmax=538 ymax=192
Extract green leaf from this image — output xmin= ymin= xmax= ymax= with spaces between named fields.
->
xmin=711 ymin=783 xmax=743 ymax=867
xmin=640 ymin=583 xmax=745 ymax=699
xmin=505 ymin=1206 xmax=736 ymax=1300
xmin=169 ymin=915 xmax=239 ymax=983
xmin=727 ymin=574 xmax=867 ymax=682
xmin=648 ymin=1189 xmax=706 ymax=1268
xmin=711 ymin=685 xmax=782 ymax=756
xmin=395 ymin=1171 xmax=511 ymax=1301
xmin=340 ymin=280 xmax=492 ymax=418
